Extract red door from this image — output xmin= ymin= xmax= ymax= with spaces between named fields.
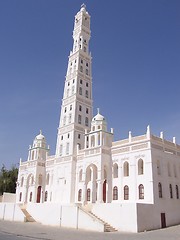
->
xmin=161 ymin=213 xmax=166 ymax=228
xmin=103 ymin=180 xmax=106 ymax=203
xmin=36 ymin=186 xmax=41 ymax=203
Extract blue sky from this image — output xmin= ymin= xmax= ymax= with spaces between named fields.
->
xmin=0 ymin=0 xmax=180 ymax=168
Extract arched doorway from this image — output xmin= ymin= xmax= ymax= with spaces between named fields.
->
xmin=36 ymin=186 xmax=41 ymax=203
xmin=85 ymin=164 xmax=98 ymax=203
xmin=103 ymin=180 xmax=107 ymax=203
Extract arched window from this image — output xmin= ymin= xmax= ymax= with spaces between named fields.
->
xmin=87 ymin=188 xmax=91 ymax=201
xmin=113 ymin=163 xmax=118 ymax=178
xmin=169 ymin=184 xmax=173 ymax=198
xmin=21 ymin=177 xmax=24 ymax=187
xmin=29 ymin=192 xmax=32 ymax=202
xmin=79 ymin=169 xmax=83 ymax=182
xmin=44 ymin=191 xmax=48 ymax=202
xmin=84 ymin=46 xmax=86 ymax=52
xmin=138 ymin=159 xmax=144 ymax=175
xmin=46 ymin=173 xmax=50 ymax=185
xmin=80 ymin=65 xmax=83 ymax=72
xmin=78 ymin=115 xmax=82 ymax=124
xmin=86 ymin=69 xmax=88 ymax=75
xmin=158 ymin=182 xmax=163 ymax=198
xmin=69 ymin=114 xmax=72 ymax=124
xmin=124 ymin=185 xmax=129 ymax=200
xmin=176 ymin=185 xmax=179 ymax=199
xmin=124 ymin=161 xmax=129 ymax=177
xmin=157 ymin=160 xmax=161 ymax=175
xmin=113 ymin=186 xmax=118 ymax=200
xmin=19 ymin=192 xmax=22 ymax=202
xmin=78 ymin=189 xmax=82 ymax=201
xmin=138 ymin=184 xmax=144 ymax=199
xmin=79 ymin=87 xmax=82 ymax=95
xmin=85 ymin=90 xmax=89 ymax=98
xmin=85 ymin=117 xmax=89 ymax=127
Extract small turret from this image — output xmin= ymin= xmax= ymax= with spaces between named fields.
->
xmin=28 ymin=130 xmax=49 ymax=161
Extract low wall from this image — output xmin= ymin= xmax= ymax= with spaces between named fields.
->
xmin=2 ymin=193 xmax=16 ymax=203
xmin=91 ymin=203 xmax=138 ymax=232
xmin=27 ymin=203 xmax=104 ymax=232
xmin=0 ymin=203 xmax=25 ymax=222
xmin=137 ymin=201 xmax=180 ymax=232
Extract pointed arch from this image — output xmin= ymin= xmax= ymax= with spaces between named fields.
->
xmin=113 ymin=163 xmax=118 ymax=178
xmin=113 ymin=186 xmax=118 ymax=200
xmin=87 ymin=188 xmax=91 ymax=201
xmin=138 ymin=184 xmax=144 ymax=199
xmin=158 ymin=182 xmax=163 ymax=198
xmin=176 ymin=185 xmax=179 ymax=199
xmin=44 ymin=191 xmax=48 ymax=202
xmin=169 ymin=184 xmax=173 ymax=198
xmin=124 ymin=185 xmax=129 ymax=200
xmin=138 ymin=159 xmax=144 ymax=175
xmin=29 ymin=192 xmax=32 ymax=202
xmin=78 ymin=189 xmax=82 ymax=201
xmin=124 ymin=161 xmax=129 ymax=177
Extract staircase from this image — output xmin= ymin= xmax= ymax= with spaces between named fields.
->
xmin=89 ymin=211 xmax=117 ymax=232
xmin=78 ymin=205 xmax=117 ymax=232
xmin=20 ymin=207 xmax=35 ymax=223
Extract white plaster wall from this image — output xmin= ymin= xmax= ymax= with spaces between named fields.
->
xmin=92 ymin=203 xmax=138 ymax=232
xmin=78 ymin=208 xmax=104 ymax=231
xmin=2 ymin=193 xmax=16 ymax=203
xmin=112 ymin=148 xmax=154 ymax=204
xmin=27 ymin=203 xmax=104 ymax=231
xmin=0 ymin=203 xmax=25 ymax=222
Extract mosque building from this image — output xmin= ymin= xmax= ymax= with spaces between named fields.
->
xmin=15 ymin=4 xmax=180 ymax=232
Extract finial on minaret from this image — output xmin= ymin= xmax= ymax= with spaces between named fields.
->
xmin=129 ymin=131 xmax=132 ymax=142
xmin=40 ymin=130 xmax=42 ymax=135
xmin=146 ymin=125 xmax=151 ymax=138
xmin=81 ymin=3 xmax=86 ymax=10
xmin=173 ymin=137 xmax=176 ymax=144
xmin=160 ymin=131 xmax=164 ymax=139
xmin=97 ymin=108 xmax=100 ymax=114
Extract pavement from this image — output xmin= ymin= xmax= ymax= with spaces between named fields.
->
xmin=1 ymin=220 xmax=180 ymax=240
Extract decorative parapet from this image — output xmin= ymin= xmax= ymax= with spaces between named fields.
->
xmin=151 ymin=134 xmax=180 ymax=156
xmin=112 ymin=133 xmax=149 ymax=155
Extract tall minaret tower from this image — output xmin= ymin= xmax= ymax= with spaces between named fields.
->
xmin=56 ymin=4 xmax=92 ymax=158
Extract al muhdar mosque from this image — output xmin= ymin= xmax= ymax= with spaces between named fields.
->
xmin=14 ymin=4 xmax=180 ymax=232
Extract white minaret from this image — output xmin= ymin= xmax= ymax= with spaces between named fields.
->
xmin=55 ymin=4 xmax=93 ymax=158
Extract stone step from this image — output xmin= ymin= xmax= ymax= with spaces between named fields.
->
xmin=89 ymin=211 xmax=117 ymax=232
xmin=21 ymin=208 xmax=35 ymax=223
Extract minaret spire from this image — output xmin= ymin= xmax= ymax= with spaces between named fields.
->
xmin=55 ymin=6 xmax=93 ymax=158
xmin=81 ymin=3 xmax=86 ymax=9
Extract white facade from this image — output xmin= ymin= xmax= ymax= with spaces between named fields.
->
xmin=15 ymin=4 xmax=180 ymax=232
